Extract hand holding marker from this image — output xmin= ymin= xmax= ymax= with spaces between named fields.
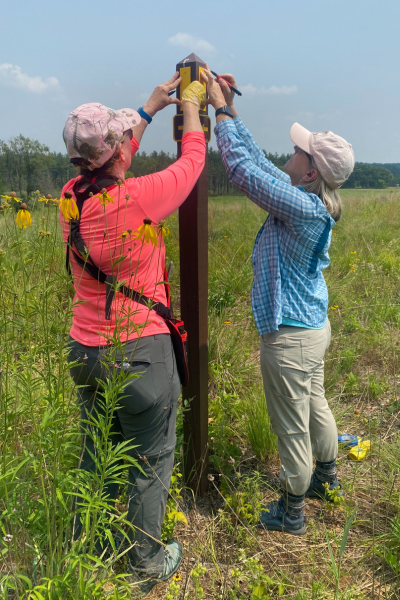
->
xmin=168 ymin=70 xmax=242 ymax=97
xmin=210 ymin=71 xmax=242 ymax=96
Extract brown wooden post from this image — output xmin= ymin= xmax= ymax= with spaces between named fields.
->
xmin=173 ymin=53 xmax=211 ymax=495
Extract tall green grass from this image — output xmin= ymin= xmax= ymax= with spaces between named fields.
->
xmin=1 ymin=188 xmax=400 ymax=598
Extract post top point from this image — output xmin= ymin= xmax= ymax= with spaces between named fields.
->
xmin=177 ymin=52 xmax=205 ymax=67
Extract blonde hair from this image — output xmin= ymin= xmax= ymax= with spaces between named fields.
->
xmin=301 ymin=156 xmax=342 ymax=222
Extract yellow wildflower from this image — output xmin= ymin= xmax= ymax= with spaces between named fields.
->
xmin=224 ymin=320 xmax=232 ymax=324
xmin=175 ymin=511 xmax=188 ymax=525
xmin=351 ymin=251 xmax=356 ymax=254
xmin=118 ymin=231 xmax=129 ymax=239
xmin=98 ymin=188 xmax=115 ymax=206
xmin=173 ymin=574 xmax=182 ymax=581
xmin=60 ymin=192 xmax=79 ymax=221
xmin=157 ymin=221 xmax=170 ymax=238
xmin=134 ymin=217 xmax=158 ymax=247
xmin=2 ymin=192 xmax=21 ymax=203
xmin=38 ymin=194 xmax=58 ymax=204
xmin=16 ymin=203 xmax=32 ymax=229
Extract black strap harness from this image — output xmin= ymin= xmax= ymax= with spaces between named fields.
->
xmin=66 ymin=178 xmax=173 ymax=321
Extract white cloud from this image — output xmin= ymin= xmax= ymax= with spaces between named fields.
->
xmin=241 ymin=84 xmax=258 ymax=95
xmin=241 ymin=83 xmax=298 ymax=96
xmin=168 ymin=33 xmax=215 ymax=55
xmin=0 ymin=64 xmax=60 ymax=93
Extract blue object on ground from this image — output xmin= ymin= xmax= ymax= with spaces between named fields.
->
xmin=338 ymin=434 xmax=359 ymax=447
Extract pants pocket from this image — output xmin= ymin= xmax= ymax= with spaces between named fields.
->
xmin=119 ymin=361 xmax=159 ymax=415
xmin=263 ymin=381 xmax=308 ymax=438
xmin=163 ymin=402 xmax=173 ymax=441
xmin=326 ymin=320 xmax=331 ymax=351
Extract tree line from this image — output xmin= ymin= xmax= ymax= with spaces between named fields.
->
xmin=0 ymin=135 xmax=398 ymax=198
xmin=343 ymin=163 xmax=398 ymax=188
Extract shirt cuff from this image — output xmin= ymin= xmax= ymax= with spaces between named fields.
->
xmin=214 ymin=118 xmax=237 ymax=139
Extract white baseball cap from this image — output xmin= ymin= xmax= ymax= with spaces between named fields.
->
xmin=290 ymin=122 xmax=355 ymax=189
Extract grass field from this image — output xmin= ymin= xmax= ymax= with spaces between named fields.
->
xmin=1 ymin=187 xmax=400 ymax=599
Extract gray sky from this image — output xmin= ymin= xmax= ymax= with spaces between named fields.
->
xmin=1 ymin=0 xmax=399 ymax=162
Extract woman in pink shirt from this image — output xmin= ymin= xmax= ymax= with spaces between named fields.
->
xmin=63 ymin=74 xmax=206 ymax=594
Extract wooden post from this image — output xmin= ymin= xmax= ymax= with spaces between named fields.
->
xmin=173 ymin=53 xmax=211 ymax=495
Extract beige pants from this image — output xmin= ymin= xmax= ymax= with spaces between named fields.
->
xmin=260 ymin=321 xmax=338 ymax=496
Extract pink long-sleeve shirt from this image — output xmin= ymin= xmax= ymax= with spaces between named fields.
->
xmin=61 ymin=131 xmax=206 ymax=346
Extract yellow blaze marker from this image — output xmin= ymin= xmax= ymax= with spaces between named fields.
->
xmin=179 ymin=67 xmax=191 ymax=112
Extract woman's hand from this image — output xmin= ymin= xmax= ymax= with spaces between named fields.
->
xmin=143 ymin=72 xmax=182 ymax=117
xmin=200 ymin=65 xmax=226 ymax=111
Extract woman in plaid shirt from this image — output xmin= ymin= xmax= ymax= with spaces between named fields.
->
xmin=203 ymin=66 xmax=355 ymax=535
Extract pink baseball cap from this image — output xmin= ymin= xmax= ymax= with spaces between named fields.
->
xmin=290 ymin=122 xmax=355 ymax=189
xmin=63 ymin=102 xmax=141 ymax=170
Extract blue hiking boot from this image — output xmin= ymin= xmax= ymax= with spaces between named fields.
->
xmin=257 ymin=496 xmax=306 ymax=536
xmin=128 ymin=539 xmax=183 ymax=599
xmin=305 ymin=472 xmax=344 ymax=501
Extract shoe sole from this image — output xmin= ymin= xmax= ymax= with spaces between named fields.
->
xmin=257 ymin=522 xmax=307 ymax=535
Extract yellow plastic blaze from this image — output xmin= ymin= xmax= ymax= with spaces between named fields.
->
xmin=179 ymin=67 xmax=191 ymax=113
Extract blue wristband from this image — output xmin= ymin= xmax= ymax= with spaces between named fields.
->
xmin=137 ymin=106 xmax=152 ymax=124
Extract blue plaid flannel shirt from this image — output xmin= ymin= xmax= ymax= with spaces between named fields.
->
xmin=214 ymin=117 xmax=335 ymax=335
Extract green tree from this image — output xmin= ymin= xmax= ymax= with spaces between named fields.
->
xmin=343 ymin=163 xmax=394 ymax=189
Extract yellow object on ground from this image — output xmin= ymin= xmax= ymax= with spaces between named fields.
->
xmin=348 ymin=440 xmax=371 ymax=461
xmin=182 ymin=81 xmax=206 ymax=110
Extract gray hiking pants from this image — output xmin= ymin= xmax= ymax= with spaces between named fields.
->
xmin=260 ymin=321 xmax=338 ymax=496
xmin=68 ymin=333 xmax=181 ymax=575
